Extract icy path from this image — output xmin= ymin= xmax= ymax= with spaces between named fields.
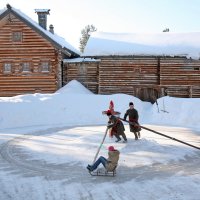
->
xmin=0 ymin=125 xmax=200 ymax=200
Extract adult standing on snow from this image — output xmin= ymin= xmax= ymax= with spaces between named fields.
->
xmin=124 ymin=102 xmax=141 ymax=140
xmin=87 ymin=146 xmax=120 ymax=172
xmin=107 ymin=110 xmax=127 ymax=143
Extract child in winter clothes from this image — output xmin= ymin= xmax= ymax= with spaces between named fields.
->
xmin=87 ymin=146 xmax=120 ymax=172
xmin=124 ymin=102 xmax=141 ymax=140
xmin=107 ymin=110 xmax=127 ymax=143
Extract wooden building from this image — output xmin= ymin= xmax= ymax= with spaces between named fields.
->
xmin=63 ymin=58 xmax=100 ymax=94
xmin=0 ymin=4 xmax=79 ymax=97
xmin=64 ymin=32 xmax=200 ymax=103
xmin=1 ymin=5 xmax=200 ymax=102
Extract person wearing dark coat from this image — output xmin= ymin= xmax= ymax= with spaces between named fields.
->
xmin=87 ymin=146 xmax=120 ymax=172
xmin=107 ymin=111 xmax=127 ymax=143
xmin=124 ymin=102 xmax=141 ymax=140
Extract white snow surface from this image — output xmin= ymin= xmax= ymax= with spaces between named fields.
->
xmin=63 ymin=57 xmax=101 ymax=63
xmin=0 ymin=79 xmax=200 ymax=200
xmin=83 ymin=31 xmax=200 ymax=59
xmin=56 ymin=80 xmax=93 ymax=94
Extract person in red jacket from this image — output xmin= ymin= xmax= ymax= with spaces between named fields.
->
xmin=107 ymin=110 xmax=127 ymax=143
xmin=124 ymin=102 xmax=141 ymax=140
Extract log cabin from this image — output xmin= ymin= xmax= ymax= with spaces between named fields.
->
xmin=64 ymin=32 xmax=200 ymax=103
xmin=63 ymin=58 xmax=100 ymax=94
xmin=0 ymin=4 xmax=80 ymax=97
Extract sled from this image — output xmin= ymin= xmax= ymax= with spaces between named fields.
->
xmin=89 ymin=166 xmax=117 ymax=177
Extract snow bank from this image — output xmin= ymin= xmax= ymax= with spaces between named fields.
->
xmin=56 ymin=80 xmax=93 ymax=95
xmin=150 ymin=96 xmax=200 ymax=129
xmin=0 ymin=80 xmax=199 ymax=130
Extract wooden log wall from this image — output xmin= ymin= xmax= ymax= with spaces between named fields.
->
xmin=98 ymin=56 xmax=159 ymax=96
xmin=64 ymin=56 xmax=200 ymax=102
xmin=160 ymin=58 xmax=200 ymax=97
xmin=191 ymin=86 xmax=200 ymax=97
xmin=63 ymin=62 xmax=99 ymax=93
xmin=0 ymin=13 xmax=59 ymax=96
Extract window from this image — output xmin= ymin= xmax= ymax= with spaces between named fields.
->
xmin=182 ymin=66 xmax=193 ymax=70
xmin=133 ymin=67 xmax=141 ymax=74
xmin=41 ymin=62 xmax=50 ymax=72
xmin=12 ymin=32 xmax=22 ymax=42
xmin=22 ymin=63 xmax=30 ymax=72
xmin=3 ymin=63 xmax=12 ymax=73
xmin=78 ymin=63 xmax=87 ymax=75
xmin=194 ymin=67 xmax=200 ymax=70
xmin=182 ymin=66 xmax=200 ymax=71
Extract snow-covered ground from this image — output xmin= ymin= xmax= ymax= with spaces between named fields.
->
xmin=0 ymin=80 xmax=200 ymax=200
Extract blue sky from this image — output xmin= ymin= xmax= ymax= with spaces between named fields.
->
xmin=1 ymin=0 xmax=200 ymax=49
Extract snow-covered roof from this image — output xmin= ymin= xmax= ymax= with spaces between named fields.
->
xmin=63 ymin=58 xmax=101 ymax=63
xmin=0 ymin=8 xmax=6 ymax=15
xmin=0 ymin=5 xmax=80 ymax=57
xmin=34 ymin=9 xmax=50 ymax=13
xmin=83 ymin=32 xmax=200 ymax=59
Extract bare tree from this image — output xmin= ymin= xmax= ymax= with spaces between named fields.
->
xmin=79 ymin=25 xmax=97 ymax=53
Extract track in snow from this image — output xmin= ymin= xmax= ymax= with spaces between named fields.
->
xmin=0 ymin=125 xmax=200 ymax=183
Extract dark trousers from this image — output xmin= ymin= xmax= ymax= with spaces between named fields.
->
xmin=131 ymin=131 xmax=140 ymax=140
xmin=130 ymin=125 xmax=141 ymax=140
xmin=115 ymin=132 xmax=127 ymax=141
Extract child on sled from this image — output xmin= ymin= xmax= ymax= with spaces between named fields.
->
xmin=87 ymin=146 xmax=120 ymax=172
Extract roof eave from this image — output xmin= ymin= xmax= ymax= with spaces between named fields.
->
xmin=0 ymin=9 xmax=9 ymax=20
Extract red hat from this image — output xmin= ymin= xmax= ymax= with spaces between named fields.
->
xmin=106 ymin=110 xmax=112 ymax=116
xmin=109 ymin=100 xmax=114 ymax=109
xmin=108 ymin=146 xmax=115 ymax=151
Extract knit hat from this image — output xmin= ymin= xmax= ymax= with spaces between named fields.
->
xmin=109 ymin=100 xmax=114 ymax=110
xmin=129 ymin=102 xmax=134 ymax=106
xmin=108 ymin=146 xmax=115 ymax=151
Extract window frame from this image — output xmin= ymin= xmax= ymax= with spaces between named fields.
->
xmin=21 ymin=62 xmax=31 ymax=73
xmin=78 ymin=63 xmax=87 ymax=75
xmin=3 ymin=63 xmax=12 ymax=73
xmin=40 ymin=61 xmax=50 ymax=72
xmin=12 ymin=31 xmax=23 ymax=42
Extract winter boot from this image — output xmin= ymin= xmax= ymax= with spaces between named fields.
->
xmin=87 ymin=165 xmax=92 ymax=172
xmin=115 ymin=138 xmax=121 ymax=142
xmin=133 ymin=132 xmax=138 ymax=140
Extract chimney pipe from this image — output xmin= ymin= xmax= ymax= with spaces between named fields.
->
xmin=49 ymin=24 xmax=54 ymax=34
xmin=35 ymin=9 xmax=50 ymax=30
xmin=6 ymin=4 xmax=12 ymax=9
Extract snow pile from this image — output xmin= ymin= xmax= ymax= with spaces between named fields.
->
xmin=56 ymin=80 xmax=93 ymax=95
xmin=0 ymin=79 xmax=200 ymax=130
xmin=150 ymin=96 xmax=200 ymax=128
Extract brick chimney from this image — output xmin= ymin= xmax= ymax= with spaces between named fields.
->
xmin=35 ymin=9 xmax=50 ymax=30
xmin=49 ymin=24 xmax=54 ymax=34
